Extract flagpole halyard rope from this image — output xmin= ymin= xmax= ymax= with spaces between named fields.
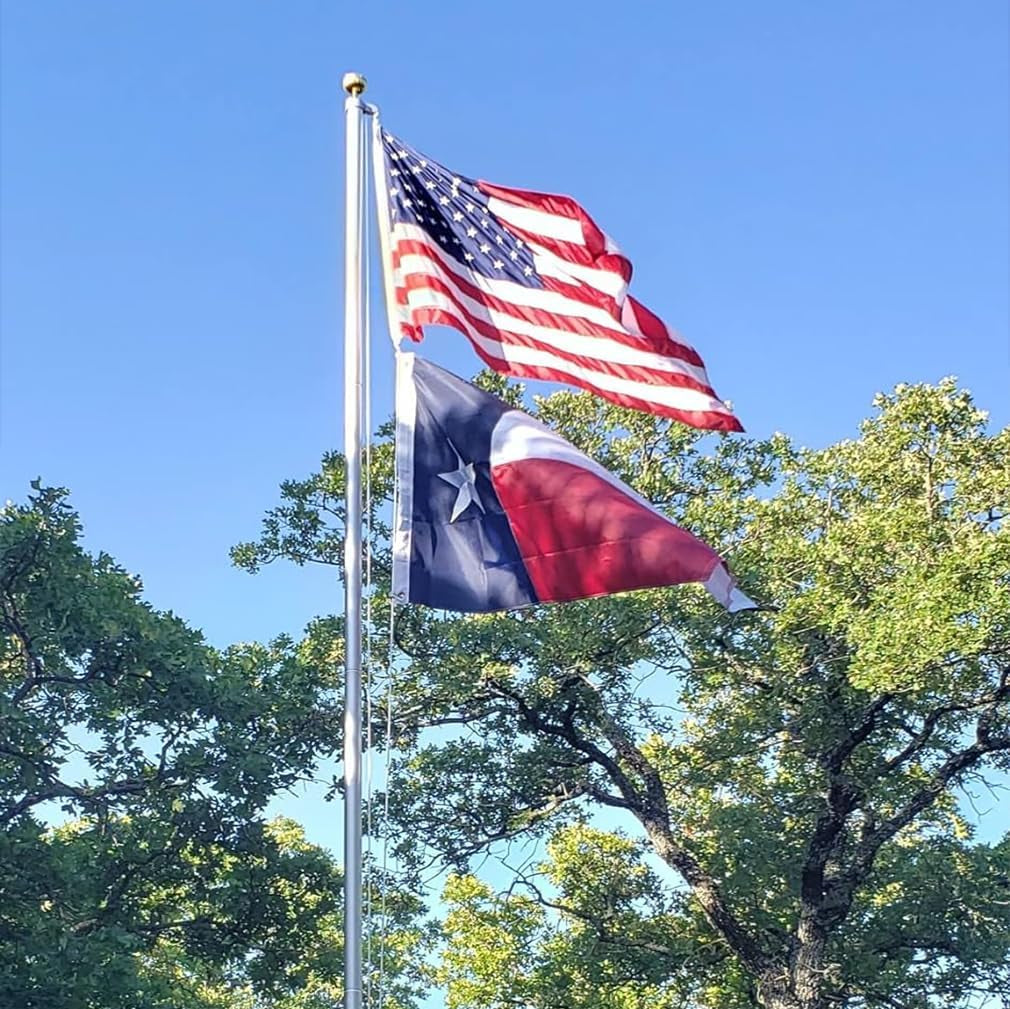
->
xmin=369 ymin=101 xmax=403 ymax=1009
xmin=378 ymin=596 xmax=395 ymax=1004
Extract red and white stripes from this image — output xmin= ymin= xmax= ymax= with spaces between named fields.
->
xmin=382 ymin=174 xmax=742 ymax=432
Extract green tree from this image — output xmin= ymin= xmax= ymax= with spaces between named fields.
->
xmin=237 ymin=378 xmax=1010 ymax=1009
xmin=0 ymin=485 xmax=426 ymax=1008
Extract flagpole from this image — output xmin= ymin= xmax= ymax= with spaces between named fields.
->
xmin=341 ymin=69 xmax=366 ymax=1009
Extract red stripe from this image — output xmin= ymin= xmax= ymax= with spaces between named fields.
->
xmin=472 ymin=181 xmax=630 ymax=290
xmin=397 ymin=273 xmax=720 ymax=398
xmin=624 ymin=297 xmax=705 ymax=368
xmin=393 ymin=235 xmax=624 ymax=333
xmin=477 ymin=180 xmax=633 ymax=282
xmin=491 ymin=457 xmax=724 ymax=602
xmin=395 ymin=264 xmax=712 ymax=387
xmin=538 ymin=262 xmax=623 ymax=321
xmin=488 ymin=222 xmax=632 ymax=290
xmin=392 ymin=237 xmax=699 ymax=362
xmin=403 ymin=305 xmax=744 ymax=431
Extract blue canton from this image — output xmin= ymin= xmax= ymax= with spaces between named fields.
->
xmin=381 ymin=131 xmax=542 ymax=288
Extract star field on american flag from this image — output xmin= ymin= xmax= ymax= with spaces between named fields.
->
xmin=383 ymin=131 xmax=541 ymax=288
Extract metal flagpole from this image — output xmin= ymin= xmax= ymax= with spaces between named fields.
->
xmin=341 ymin=69 xmax=366 ymax=1009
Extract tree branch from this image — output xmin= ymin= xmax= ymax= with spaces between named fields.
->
xmin=0 ymin=776 xmax=151 ymax=826
xmin=883 ymin=667 xmax=1010 ymax=773
xmin=829 ymin=717 xmax=1010 ymax=916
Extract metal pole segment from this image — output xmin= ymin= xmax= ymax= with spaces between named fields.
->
xmin=341 ymin=68 xmax=366 ymax=1009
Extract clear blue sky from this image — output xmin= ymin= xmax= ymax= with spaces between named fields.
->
xmin=2 ymin=0 xmax=1007 ymax=646
xmin=2 ymin=0 xmax=1007 ymax=911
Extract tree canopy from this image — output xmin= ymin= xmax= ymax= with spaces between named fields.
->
xmin=234 ymin=377 xmax=1010 ymax=1009
xmin=0 ymin=484 xmax=426 ymax=1008
xmin=4 ymin=377 xmax=1007 ymax=1009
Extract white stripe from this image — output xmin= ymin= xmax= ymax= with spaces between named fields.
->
xmin=392 ymin=352 xmax=418 ymax=602
xmin=398 ymin=256 xmax=712 ymax=386
xmin=395 ymin=225 xmax=720 ymax=401
xmin=530 ymin=241 xmax=629 ymax=301
xmin=395 ymin=221 xmax=629 ymax=319
xmin=486 ymin=196 xmax=586 ymax=246
xmin=394 ymin=225 xmax=705 ymax=371
xmin=490 ymin=410 xmax=676 ymax=521
xmin=393 ymin=223 xmax=626 ymax=331
xmin=407 ymin=295 xmax=733 ymax=416
xmin=488 ymin=195 xmax=628 ymax=265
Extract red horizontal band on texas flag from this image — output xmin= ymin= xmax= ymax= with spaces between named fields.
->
xmin=491 ymin=457 xmax=722 ymax=602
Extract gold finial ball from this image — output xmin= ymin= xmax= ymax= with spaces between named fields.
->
xmin=342 ymin=72 xmax=367 ymax=96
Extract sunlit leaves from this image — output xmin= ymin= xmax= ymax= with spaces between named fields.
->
xmin=236 ymin=377 xmax=1009 ymax=1007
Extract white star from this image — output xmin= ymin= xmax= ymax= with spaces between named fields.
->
xmin=523 ymin=265 xmax=533 ymax=276
xmin=452 ymin=211 xmax=464 ymax=222
xmin=463 ymin=251 xmax=474 ymax=261
xmin=509 ymin=250 xmax=519 ymax=260
xmin=425 ymin=180 xmax=437 ymax=190
xmin=439 ymin=195 xmax=451 ymax=205
xmin=465 ymin=201 xmax=475 ymax=213
xmin=479 ymin=242 xmax=491 ymax=254
xmin=466 ymin=226 xmax=478 ymax=238
xmin=495 ymin=235 xmax=504 ymax=245
xmin=492 ymin=259 xmax=504 ymax=269
xmin=438 ymin=441 xmax=486 ymax=522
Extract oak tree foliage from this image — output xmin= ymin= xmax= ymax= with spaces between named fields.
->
xmin=0 ymin=485 xmax=426 ymax=1009
xmin=235 ymin=377 xmax=1010 ymax=1009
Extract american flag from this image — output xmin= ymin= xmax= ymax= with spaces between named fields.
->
xmin=379 ymin=129 xmax=742 ymax=432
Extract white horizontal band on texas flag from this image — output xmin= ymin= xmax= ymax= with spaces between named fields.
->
xmin=393 ymin=353 xmax=754 ymax=614
xmin=378 ymin=129 xmax=742 ymax=433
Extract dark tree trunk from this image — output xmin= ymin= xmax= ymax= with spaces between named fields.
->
xmin=756 ymin=970 xmax=823 ymax=1009
xmin=791 ymin=918 xmax=828 ymax=1008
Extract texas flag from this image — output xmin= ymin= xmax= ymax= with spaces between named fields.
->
xmin=392 ymin=353 xmax=754 ymax=614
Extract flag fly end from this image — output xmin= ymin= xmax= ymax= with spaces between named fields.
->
xmin=704 ymin=562 xmax=756 ymax=613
